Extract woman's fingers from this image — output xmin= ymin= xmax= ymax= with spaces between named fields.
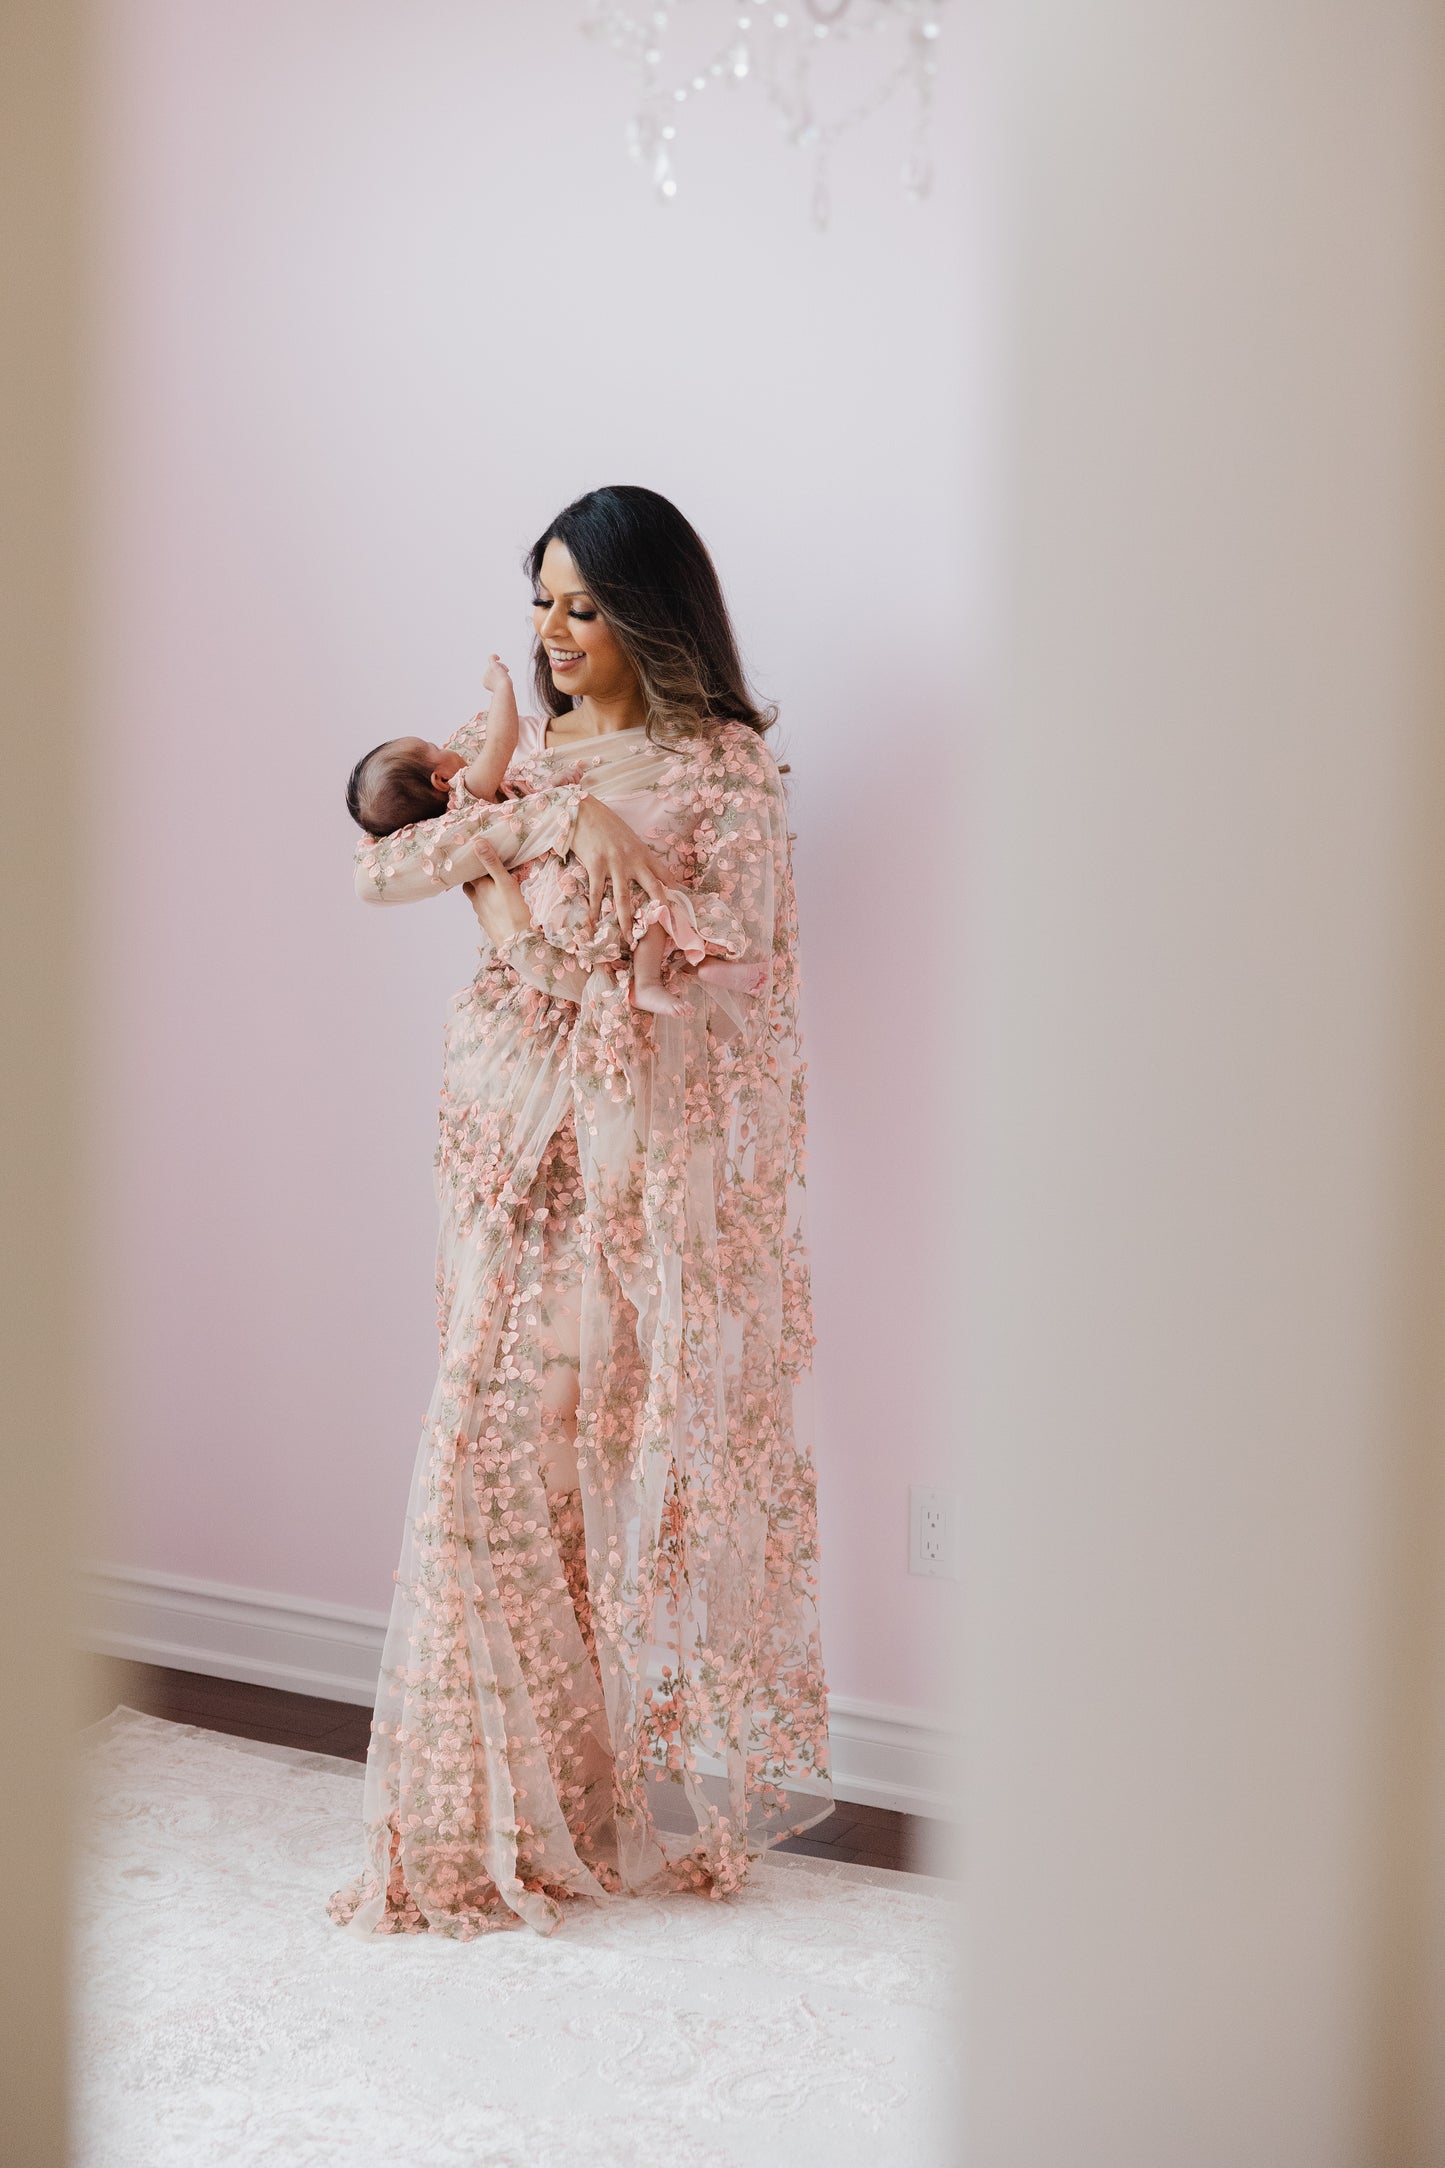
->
xmin=587 ymin=857 xmax=611 ymax=931
xmin=595 ymin=850 xmax=667 ymax=923
xmin=446 ymin=834 xmax=488 ymax=885
xmin=635 ymin=854 xmax=668 ymax=905
xmin=613 ymin=848 xmax=665 ymax=909
xmin=571 ymin=795 xmax=674 ymax=926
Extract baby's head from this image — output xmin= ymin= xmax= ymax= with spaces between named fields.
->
xmin=346 ymin=737 xmax=464 ymax=837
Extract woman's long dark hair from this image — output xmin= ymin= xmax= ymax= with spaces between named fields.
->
xmin=526 ymin=485 xmax=776 ymax=743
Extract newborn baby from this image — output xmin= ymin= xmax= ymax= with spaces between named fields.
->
xmin=346 ymin=656 xmax=759 ymax=1016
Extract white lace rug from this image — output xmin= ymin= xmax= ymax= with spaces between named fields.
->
xmin=73 ymin=1707 xmax=957 ymax=2168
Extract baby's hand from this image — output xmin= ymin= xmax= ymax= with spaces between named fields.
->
xmin=482 ymin=653 xmax=511 ymax=695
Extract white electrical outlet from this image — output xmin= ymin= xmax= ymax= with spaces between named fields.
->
xmin=909 ymin=1485 xmax=957 ymax=1579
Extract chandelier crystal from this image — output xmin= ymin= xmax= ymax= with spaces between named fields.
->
xmin=584 ymin=0 xmax=950 ymax=229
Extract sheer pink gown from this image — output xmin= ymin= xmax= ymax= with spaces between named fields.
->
xmin=326 ymin=712 xmax=831 ymax=1938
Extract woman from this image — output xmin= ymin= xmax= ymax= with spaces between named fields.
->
xmin=327 ymin=486 xmax=831 ymax=1939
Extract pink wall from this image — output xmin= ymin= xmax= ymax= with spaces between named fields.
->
xmin=88 ymin=0 xmax=980 ymax=1719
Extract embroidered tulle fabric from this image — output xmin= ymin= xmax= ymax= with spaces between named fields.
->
xmin=328 ymin=718 xmax=831 ymax=1939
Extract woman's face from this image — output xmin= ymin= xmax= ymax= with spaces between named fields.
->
xmin=531 ymin=538 xmax=638 ymax=705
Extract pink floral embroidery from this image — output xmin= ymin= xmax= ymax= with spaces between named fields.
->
xmin=328 ymin=723 xmax=830 ymax=1940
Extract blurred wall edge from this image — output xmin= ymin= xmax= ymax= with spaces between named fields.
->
xmin=0 ymin=1 xmax=86 ymax=2162
xmin=960 ymin=3 xmax=1445 ymax=2164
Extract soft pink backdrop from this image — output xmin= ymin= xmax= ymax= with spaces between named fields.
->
xmin=87 ymin=0 xmax=980 ymax=1720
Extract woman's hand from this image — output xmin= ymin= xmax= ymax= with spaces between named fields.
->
xmin=441 ymin=822 xmax=520 ymax=890
xmin=570 ymin=794 xmax=671 ymax=931
xmin=462 ymin=838 xmax=532 ymax=946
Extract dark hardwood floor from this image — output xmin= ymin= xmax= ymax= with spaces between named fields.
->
xmin=84 ymin=1658 xmax=933 ymax=1875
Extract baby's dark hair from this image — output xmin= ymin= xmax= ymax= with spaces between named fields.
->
xmin=345 ymin=740 xmax=449 ymax=838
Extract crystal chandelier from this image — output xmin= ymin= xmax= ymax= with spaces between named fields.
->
xmin=584 ymin=0 xmax=949 ymax=229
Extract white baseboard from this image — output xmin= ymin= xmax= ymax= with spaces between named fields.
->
xmin=76 ymin=1561 xmax=959 ymax=1821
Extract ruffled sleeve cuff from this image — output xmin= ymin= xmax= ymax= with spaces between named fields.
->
xmin=628 ymin=886 xmax=715 ymax=968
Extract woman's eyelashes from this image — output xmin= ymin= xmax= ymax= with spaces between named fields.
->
xmin=532 ymin=596 xmax=599 ymax=624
